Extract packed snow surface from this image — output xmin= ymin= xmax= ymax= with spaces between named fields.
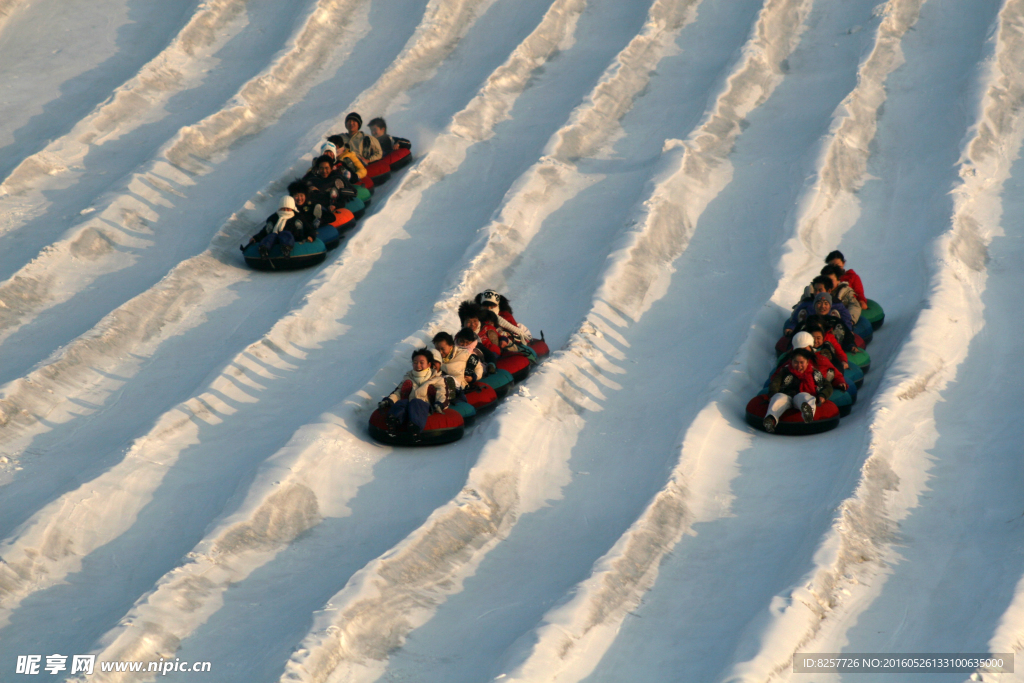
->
xmin=0 ymin=0 xmax=1022 ymax=681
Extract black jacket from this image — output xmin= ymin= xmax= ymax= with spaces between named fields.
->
xmin=251 ymin=212 xmax=316 ymax=243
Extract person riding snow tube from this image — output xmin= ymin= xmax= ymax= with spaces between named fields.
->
xmin=750 ymin=349 xmax=840 ymax=435
xmin=369 ymin=117 xmax=413 ymax=171
xmin=777 ymin=332 xmax=854 ymax=416
xmin=369 ymin=349 xmax=464 ymax=446
xmin=242 ymin=196 xmax=326 ymax=271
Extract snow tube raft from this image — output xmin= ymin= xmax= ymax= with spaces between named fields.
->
xmin=844 ymin=361 xmax=864 ymax=388
xmin=478 ymin=369 xmax=514 ymax=399
xmin=317 ymin=226 xmax=340 ymax=251
xmin=241 ymin=238 xmax=327 ymax=271
xmin=384 ymin=148 xmax=412 ymax=170
xmin=345 ymin=197 xmax=366 ymax=220
xmin=848 ymin=348 xmax=871 ymax=373
xmin=496 ymin=353 xmax=532 ymax=383
xmin=464 ymin=381 xmax=499 ymax=412
xmin=450 ymin=401 xmax=476 ymax=423
xmin=853 ymin=314 xmax=874 ymax=345
xmin=356 ymin=185 xmax=371 ymax=202
xmin=529 ymin=337 xmax=549 ymax=358
xmin=365 ymin=159 xmax=392 ymax=184
xmin=368 ymin=407 xmax=465 ymax=446
xmin=744 ymin=395 xmax=841 ymax=435
xmin=328 ymin=207 xmax=356 ymax=233
xmin=862 ymin=299 xmax=885 ymax=329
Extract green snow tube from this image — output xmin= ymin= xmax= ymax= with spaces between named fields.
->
xmin=345 ymin=197 xmax=365 ymax=220
xmin=862 ymin=299 xmax=885 ymax=329
xmin=479 ymin=369 xmax=514 ymax=399
xmin=847 ymin=348 xmax=871 ymax=373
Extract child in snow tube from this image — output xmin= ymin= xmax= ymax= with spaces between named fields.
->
xmin=370 ymin=348 xmax=463 ymax=445
xmin=755 ymin=349 xmax=838 ymax=434
xmin=242 ymin=196 xmax=326 ymax=270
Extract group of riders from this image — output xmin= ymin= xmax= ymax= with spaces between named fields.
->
xmin=378 ymin=290 xmax=535 ymax=434
xmin=762 ymin=250 xmax=872 ymax=433
xmin=248 ymin=112 xmax=410 ymax=257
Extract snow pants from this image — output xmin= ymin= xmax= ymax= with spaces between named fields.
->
xmin=767 ymin=392 xmax=815 ymax=421
xmin=388 ymin=398 xmax=430 ymax=431
xmin=259 ymin=231 xmax=295 ymax=250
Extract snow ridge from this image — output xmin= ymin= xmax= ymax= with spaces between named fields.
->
xmin=165 ymin=0 xmax=370 ymax=173
xmin=0 ymin=0 xmax=251 ymax=195
xmin=774 ymin=0 xmax=925 ymax=302
xmin=726 ymin=0 xmax=1024 ymax=679
xmin=275 ymin=0 xmax=821 ymax=681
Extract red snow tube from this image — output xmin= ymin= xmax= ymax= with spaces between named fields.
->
xmin=357 ymin=176 xmax=374 ymax=190
xmin=744 ymin=395 xmax=840 ymax=435
xmin=329 ymin=208 xmax=356 ymax=231
xmin=384 ymin=148 xmax=412 ymax=170
xmin=774 ymin=334 xmax=791 ymax=354
xmin=368 ymin=407 xmax=464 ymax=446
xmin=464 ymin=382 xmax=499 ymax=411
xmin=528 ymin=339 xmax=549 ymax=358
xmin=496 ymin=353 xmax=532 ymax=382
xmin=365 ymin=159 xmax=392 ymax=184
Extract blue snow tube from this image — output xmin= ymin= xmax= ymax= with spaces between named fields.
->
xmin=346 ymin=197 xmax=366 ymax=219
xmin=450 ymin=401 xmax=477 ymax=423
xmin=242 ymin=238 xmax=327 ymax=271
xmin=853 ymin=314 xmax=874 ymax=345
xmin=843 ymin=361 xmax=864 ymax=388
xmin=478 ymin=369 xmax=514 ymax=399
xmin=317 ymin=225 xmax=340 ymax=251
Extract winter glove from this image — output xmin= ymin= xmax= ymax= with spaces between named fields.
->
xmin=431 ymin=403 xmax=445 ymax=414
xmin=314 ymin=204 xmax=322 ymax=219
xmin=378 ymin=398 xmax=393 ymax=412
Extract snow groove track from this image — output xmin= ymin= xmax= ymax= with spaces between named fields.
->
xmin=725 ymin=0 xmax=1024 ymax=679
xmin=275 ymin=0 xmax=819 ymax=680
xmin=1 ymin=0 xmax=252 ymax=194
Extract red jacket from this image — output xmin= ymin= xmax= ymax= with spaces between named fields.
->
xmin=840 ymin=269 xmax=867 ymax=306
xmin=815 ymin=332 xmax=848 ymax=366
xmin=772 ymin=352 xmax=846 ymax=390
xmin=477 ymin=322 xmax=504 ymax=356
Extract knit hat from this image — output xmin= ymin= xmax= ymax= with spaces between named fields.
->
xmin=430 ymin=349 xmax=442 ymax=364
xmin=814 ymin=292 xmax=832 ymax=304
xmin=792 ymin=331 xmax=814 ymax=349
xmin=279 ymin=195 xmax=297 ymax=213
xmin=345 ymin=112 xmax=362 ymax=128
xmin=479 ymin=290 xmax=500 ymax=306
xmin=320 ymin=141 xmax=337 ymax=156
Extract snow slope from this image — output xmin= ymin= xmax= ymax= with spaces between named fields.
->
xmin=0 ymin=0 xmax=1021 ymax=681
